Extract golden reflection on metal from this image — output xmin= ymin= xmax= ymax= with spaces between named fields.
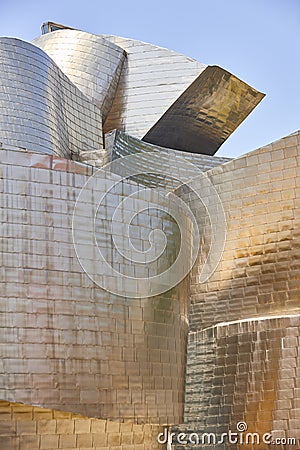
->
xmin=143 ymin=66 xmax=265 ymax=154
xmin=0 ymin=20 xmax=299 ymax=450
xmin=174 ymin=131 xmax=300 ymax=449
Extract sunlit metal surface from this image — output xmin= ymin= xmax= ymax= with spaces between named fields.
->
xmin=33 ymin=30 xmax=126 ymax=120
xmin=172 ymin=130 xmax=300 ymax=449
xmin=143 ymin=65 xmax=265 ymax=154
xmin=185 ymin=131 xmax=300 ymax=330
xmin=101 ymin=35 xmax=264 ymax=154
xmin=101 ymin=34 xmax=207 ymax=141
xmin=79 ymin=129 xmax=231 ymax=196
xmin=0 ymin=400 xmax=165 ymax=449
xmin=0 ymin=144 xmax=189 ymax=424
xmin=173 ymin=314 xmax=300 ymax=449
xmin=108 ymin=129 xmax=231 ymax=168
xmin=0 ymin=38 xmax=103 ymax=158
xmin=0 ymin=21 xmax=298 ymax=450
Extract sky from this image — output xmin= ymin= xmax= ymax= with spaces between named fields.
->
xmin=1 ymin=0 xmax=299 ymax=158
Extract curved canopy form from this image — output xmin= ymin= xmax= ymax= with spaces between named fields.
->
xmin=33 ymin=22 xmax=265 ymax=156
xmin=143 ymin=65 xmax=265 ymax=154
xmin=101 ymin=34 xmax=207 ymax=139
xmin=0 ymin=37 xmax=103 ymax=158
xmin=33 ymin=30 xmax=126 ymax=120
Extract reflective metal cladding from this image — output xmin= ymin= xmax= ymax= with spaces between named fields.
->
xmin=143 ymin=65 xmax=265 ymax=154
xmin=0 ymin=37 xmax=103 ymax=158
xmin=0 ymin=19 xmax=299 ymax=450
xmin=32 ymin=30 xmax=126 ymax=121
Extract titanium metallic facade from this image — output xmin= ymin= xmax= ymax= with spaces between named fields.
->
xmin=101 ymin=34 xmax=264 ymax=154
xmin=0 ymin=21 xmax=299 ymax=450
xmin=0 ymin=144 xmax=189 ymax=425
xmin=0 ymin=38 xmax=103 ymax=158
xmin=32 ymin=30 xmax=126 ymax=120
xmin=173 ymin=130 xmax=300 ymax=449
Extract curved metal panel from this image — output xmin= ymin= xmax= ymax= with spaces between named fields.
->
xmin=102 ymin=36 xmax=264 ymax=155
xmin=143 ymin=65 xmax=265 ymax=154
xmin=31 ymin=28 xmax=264 ymax=156
xmin=79 ymin=129 xmax=231 ymax=184
xmin=0 ymin=38 xmax=103 ymax=158
xmin=2 ymin=22 xmax=297 ymax=448
xmin=171 ymin=131 xmax=300 ymax=447
xmin=102 ymin=34 xmax=207 ymax=138
xmin=178 ymin=315 xmax=300 ymax=447
xmin=102 ymin=129 xmax=231 ymax=182
xmin=0 ymin=400 xmax=165 ymax=449
xmin=33 ymin=30 xmax=126 ymax=120
xmin=0 ymin=145 xmax=188 ymax=424
xmin=185 ymin=131 xmax=300 ymax=331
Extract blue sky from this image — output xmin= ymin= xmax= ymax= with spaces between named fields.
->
xmin=1 ymin=0 xmax=299 ymax=157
